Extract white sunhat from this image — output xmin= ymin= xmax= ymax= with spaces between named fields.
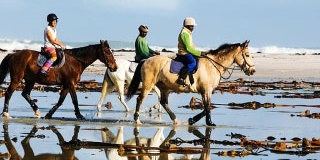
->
xmin=183 ymin=17 xmax=197 ymax=26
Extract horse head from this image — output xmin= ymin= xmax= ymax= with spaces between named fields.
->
xmin=234 ymin=40 xmax=256 ymax=76
xmin=100 ymin=40 xmax=118 ymax=72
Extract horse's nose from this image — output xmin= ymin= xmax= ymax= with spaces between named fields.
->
xmin=251 ymin=69 xmax=256 ymax=75
xmin=110 ymin=66 xmax=118 ymax=72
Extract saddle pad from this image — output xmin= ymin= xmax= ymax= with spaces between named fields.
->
xmin=129 ymin=62 xmax=139 ymax=72
xmin=37 ymin=52 xmax=65 ymax=68
xmin=170 ymin=60 xmax=184 ymax=74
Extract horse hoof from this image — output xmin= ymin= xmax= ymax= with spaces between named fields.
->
xmin=2 ymin=112 xmax=12 ymax=119
xmin=188 ymin=118 xmax=195 ymax=125
xmin=76 ymin=114 xmax=85 ymax=120
xmin=206 ymin=121 xmax=216 ymax=126
xmin=136 ymin=119 xmax=142 ymax=125
xmin=173 ymin=119 xmax=179 ymax=125
xmin=44 ymin=114 xmax=52 ymax=119
xmin=34 ymin=110 xmax=41 ymax=118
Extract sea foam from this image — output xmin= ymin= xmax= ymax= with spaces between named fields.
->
xmin=1 ymin=38 xmax=320 ymax=54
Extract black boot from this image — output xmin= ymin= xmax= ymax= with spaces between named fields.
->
xmin=39 ymin=69 xmax=49 ymax=77
xmin=176 ymin=67 xmax=189 ymax=86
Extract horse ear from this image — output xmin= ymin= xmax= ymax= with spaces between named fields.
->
xmin=244 ymin=40 xmax=250 ymax=47
xmin=100 ymin=40 xmax=104 ymax=45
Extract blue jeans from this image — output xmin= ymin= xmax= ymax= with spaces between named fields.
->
xmin=176 ymin=53 xmax=196 ymax=72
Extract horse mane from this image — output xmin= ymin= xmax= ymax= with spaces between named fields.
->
xmin=208 ymin=43 xmax=241 ymax=55
xmin=65 ymin=44 xmax=100 ymax=57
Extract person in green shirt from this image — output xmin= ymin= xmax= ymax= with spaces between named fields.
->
xmin=135 ymin=25 xmax=160 ymax=63
xmin=176 ymin=17 xmax=206 ymax=86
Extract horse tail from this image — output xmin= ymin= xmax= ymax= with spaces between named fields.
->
xmin=126 ymin=61 xmax=144 ymax=101
xmin=0 ymin=54 xmax=13 ymax=84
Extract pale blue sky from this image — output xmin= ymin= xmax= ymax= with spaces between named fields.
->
xmin=0 ymin=0 xmax=319 ymax=48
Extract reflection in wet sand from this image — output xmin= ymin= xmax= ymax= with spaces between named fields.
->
xmin=2 ymin=123 xmax=79 ymax=160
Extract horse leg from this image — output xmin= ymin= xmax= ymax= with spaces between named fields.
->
xmin=21 ymin=80 xmax=40 ymax=117
xmin=160 ymin=91 xmax=178 ymax=124
xmin=149 ymin=86 xmax=162 ymax=113
xmin=188 ymin=110 xmax=206 ymax=125
xmin=203 ymin=93 xmax=215 ymax=126
xmin=116 ymin=80 xmax=130 ymax=112
xmin=2 ymin=81 xmax=21 ymax=119
xmin=45 ymin=88 xmax=69 ymax=119
xmin=134 ymin=87 xmax=153 ymax=124
xmin=69 ymin=86 xmax=85 ymax=120
xmin=97 ymin=76 xmax=115 ymax=112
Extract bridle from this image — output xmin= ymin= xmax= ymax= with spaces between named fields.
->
xmin=100 ymin=42 xmax=116 ymax=68
xmin=202 ymin=47 xmax=254 ymax=80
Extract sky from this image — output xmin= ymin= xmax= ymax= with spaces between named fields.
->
xmin=0 ymin=0 xmax=319 ymax=48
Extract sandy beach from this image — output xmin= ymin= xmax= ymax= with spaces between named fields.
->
xmin=84 ymin=51 xmax=320 ymax=80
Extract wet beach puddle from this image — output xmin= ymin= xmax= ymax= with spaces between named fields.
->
xmin=0 ymin=76 xmax=320 ymax=159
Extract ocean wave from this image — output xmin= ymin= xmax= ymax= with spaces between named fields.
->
xmin=1 ymin=38 xmax=320 ymax=54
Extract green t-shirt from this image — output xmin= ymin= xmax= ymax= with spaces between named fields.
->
xmin=135 ymin=35 xmax=155 ymax=62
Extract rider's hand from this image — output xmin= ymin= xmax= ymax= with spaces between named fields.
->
xmin=201 ymin=51 xmax=207 ymax=56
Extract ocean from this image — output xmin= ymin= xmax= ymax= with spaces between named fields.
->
xmin=1 ymin=38 xmax=320 ymax=54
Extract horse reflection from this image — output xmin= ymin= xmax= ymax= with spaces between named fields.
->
xmin=188 ymin=127 xmax=213 ymax=160
xmin=101 ymin=126 xmax=170 ymax=160
xmin=2 ymin=124 xmax=79 ymax=160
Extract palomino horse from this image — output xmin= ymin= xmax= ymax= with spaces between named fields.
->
xmin=97 ymin=58 xmax=161 ymax=112
xmin=0 ymin=40 xmax=117 ymax=120
xmin=126 ymin=40 xmax=255 ymax=126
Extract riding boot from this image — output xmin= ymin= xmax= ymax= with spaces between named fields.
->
xmin=39 ymin=69 xmax=49 ymax=77
xmin=176 ymin=67 xmax=189 ymax=86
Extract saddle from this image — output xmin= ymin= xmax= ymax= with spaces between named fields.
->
xmin=170 ymin=56 xmax=199 ymax=85
xmin=129 ymin=61 xmax=139 ymax=72
xmin=37 ymin=47 xmax=65 ymax=68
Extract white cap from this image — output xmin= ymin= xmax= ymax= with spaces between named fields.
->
xmin=183 ymin=17 xmax=197 ymax=26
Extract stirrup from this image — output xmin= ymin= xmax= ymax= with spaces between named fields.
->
xmin=39 ymin=70 xmax=49 ymax=77
xmin=176 ymin=78 xmax=187 ymax=86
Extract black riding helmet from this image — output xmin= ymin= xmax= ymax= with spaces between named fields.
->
xmin=47 ymin=13 xmax=58 ymax=22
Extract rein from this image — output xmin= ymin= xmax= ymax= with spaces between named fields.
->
xmin=202 ymin=55 xmax=239 ymax=80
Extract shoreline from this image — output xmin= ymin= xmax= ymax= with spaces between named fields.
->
xmin=1 ymin=50 xmax=320 ymax=81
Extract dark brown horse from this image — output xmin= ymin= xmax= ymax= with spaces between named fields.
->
xmin=0 ymin=40 xmax=117 ymax=120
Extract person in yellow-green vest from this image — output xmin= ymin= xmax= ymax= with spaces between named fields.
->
xmin=134 ymin=25 xmax=160 ymax=63
xmin=176 ymin=17 xmax=207 ymax=86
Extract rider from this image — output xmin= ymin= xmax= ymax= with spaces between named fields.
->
xmin=176 ymin=17 xmax=206 ymax=86
xmin=40 ymin=13 xmax=66 ymax=77
xmin=134 ymin=25 xmax=160 ymax=63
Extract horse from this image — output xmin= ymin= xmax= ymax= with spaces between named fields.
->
xmin=0 ymin=40 xmax=117 ymax=120
xmin=97 ymin=58 xmax=161 ymax=112
xmin=126 ymin=40 xmax=255 ymax=126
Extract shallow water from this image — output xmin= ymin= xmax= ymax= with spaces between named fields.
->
xmin=0 ymin=75 xmax=319 ymax=159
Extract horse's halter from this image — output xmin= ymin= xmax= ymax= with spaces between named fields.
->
xmin=203 ymin=45 xmax=255 ymax=80
xmin=238 ymin=47 xmax=255 ymax=74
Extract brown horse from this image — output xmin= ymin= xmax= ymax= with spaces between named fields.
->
xmin=126 ymin=40 xmax=255 ymax=126
xmin=0 ymin=40 xmax=117 ymax=120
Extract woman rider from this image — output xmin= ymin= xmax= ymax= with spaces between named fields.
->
xmin=40 ymin=13 xmax=66 ymax=77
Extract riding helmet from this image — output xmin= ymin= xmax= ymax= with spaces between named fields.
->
xmin=47 ymin=13 xmax=58 ymax=22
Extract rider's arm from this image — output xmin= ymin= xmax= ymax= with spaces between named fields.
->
xmin=181 ymin=32 xmax=201 ymax=56
xmin=46 ymin=30 xmax=66 ymax=49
